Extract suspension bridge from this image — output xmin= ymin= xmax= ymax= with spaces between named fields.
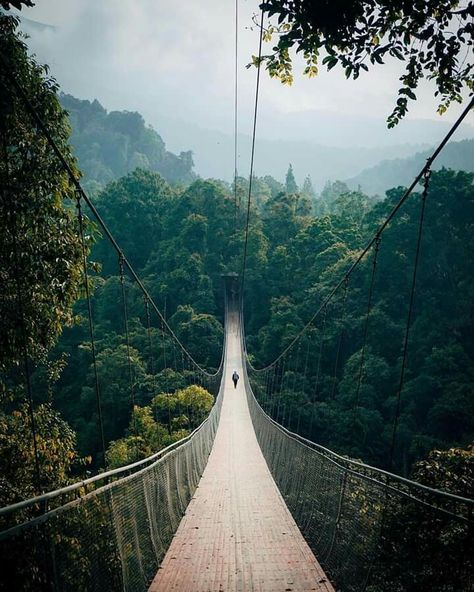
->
xmin=1 ymin=8 xmax=474 ymax=592
xmin=0 ymin=273 xmax=472 ymax=591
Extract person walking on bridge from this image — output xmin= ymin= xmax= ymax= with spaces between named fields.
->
xmin=232 ymin=370 xmax=239 ymax=389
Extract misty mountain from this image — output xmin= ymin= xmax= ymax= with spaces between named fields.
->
xmin=150 ymin=115 xmax=433 ymax=190
xmin=60 ymin=94 xmax=196 ymax=193
xmin=253 ymin=108 xmax=474 ymax=148
xmin=151 ymin=111 xmax=473 ymax=190
xmin=61 ymin=93 xmax=473 ymax=196
xmin=345 ymin=139 xmax=474 ymax=196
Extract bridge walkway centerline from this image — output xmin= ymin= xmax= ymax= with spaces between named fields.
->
xmin=148 ymin=308 xmax=334 ymax=592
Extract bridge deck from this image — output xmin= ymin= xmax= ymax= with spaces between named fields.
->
xmin=149 ymin=313 xmax=334 ymax=592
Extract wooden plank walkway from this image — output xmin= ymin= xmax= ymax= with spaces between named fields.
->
xmin=149 ymin=313 xmax=334 ymax=592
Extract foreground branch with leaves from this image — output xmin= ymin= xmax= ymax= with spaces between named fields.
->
xmin=258 ymin=0 xmax=474 ymax=125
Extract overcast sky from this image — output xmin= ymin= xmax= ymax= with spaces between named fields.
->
xmin=12 ymin=0 xmax=474 ymax=157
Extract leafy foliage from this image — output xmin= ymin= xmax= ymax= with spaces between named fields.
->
xmin=0 ymin=0 xmax=33 ymax=9
xmin=0 ymin=403 xmax=81 ymax=506
xmin=0 ymin=14 xmax=86 ymax=503
xmin=369 ymin=445 xmax=473 ymax=591
xmin=258 ymin=0 xmax=474 ymax=125
xmin=52 ymin=171 xmax=230 ymax=461
xmin=248 ymin=168 xmax=474 ymax=474
xmin=106 ymin=385 xmax=214 ymax=468
xmin=1 ymin=14 xmax=472 ymax=536
xmin=0 ymin=15 xmax=83 ymax=371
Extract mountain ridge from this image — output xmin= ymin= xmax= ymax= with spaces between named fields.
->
xmin=345 ymin=139 xmax=474 ymax=196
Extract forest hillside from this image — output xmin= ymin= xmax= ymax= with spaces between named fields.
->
xmin=59 ymin=93 xmax=196 ymax=194
xmin=347 ymin=139 xmax=474 ymax=196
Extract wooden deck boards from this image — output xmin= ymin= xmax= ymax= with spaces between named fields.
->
xmin=148 ymin=316 xmax=334 ymax=592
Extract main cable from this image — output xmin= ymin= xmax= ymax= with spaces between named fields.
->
xmin=246 ymin=95 xmax=474 ymax=371
xmin=1 ymin=56 xmax=221 ymax=378
xmin=389 ymin=168 xmax=432 ymax=470
xmin=240 ymin=9 xmax=264 ymax=301
xmin=75 ymin=190 xmax=107 ymax=467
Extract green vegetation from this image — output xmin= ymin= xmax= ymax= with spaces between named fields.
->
xmin=49 ymin=170 xmax=230 ymax=464
xmin=347 ymin=138 xmax=474 ymax=197
xmin=2 ymin=147 xmax=468 ymax=482
xmin=46 ymin=160 xmax=472 ymax=478
xmin=60 ymin=93 xmax=196 ymax=194
xmin=106 ymin=385 xmax=214 ymax=468
xmin=246 ymin=168 xmax=474 ymax=473
xmin=1 ymin=9 xmax=472 ymax=592
xmin=0 ymin=12 xmax=472 ymax=508
xmin=370 ymin=446 xmax=473 ymax=590
xmin=0 ymin=13 xmax=84 ymax=502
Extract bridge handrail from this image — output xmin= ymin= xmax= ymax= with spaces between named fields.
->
xmin=0 ymin=417 xmax=217 ymax=541
xmin=0 ymin=414 xmax=208 ymax=520
xmin=0 ymin=275 xmax=233 ymax=524
xmin=240 ymin=312 xmax=473 ymax=510
xmin=252 ymin=388 xmax=473 ymax=507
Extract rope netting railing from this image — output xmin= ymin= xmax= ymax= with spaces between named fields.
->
xmin=244 ymin=357 xmax=473 ymax=592
xmin=0 ymin=366 xmax=224 ymax=591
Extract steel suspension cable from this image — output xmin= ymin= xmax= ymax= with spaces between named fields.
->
xmin=0 ymin=58 xmax=220 ymax=378
xmin=389 ymin=168 xmax=431 ymax=470
xmin=272 ymin=361 xmax=281 ymax=418
xmin=268 ymin=361 xmax=279 ymax=417
xmin=275 ymin=358 xmax=286 ymax=422
xmin=233 ymin=0 xmax=239 ymax=232
xmin=266 ymin=368 xmax=273 ymax=413
xmin=245 ymin=96 xmax=474 ymax=371
xmin=240 ymin=9 xmax=264 ymax=300
xmin=144 ymin=296 xmax=156 ymax=391
xmin=331 ymin=277 xmax=349 ymax=400
xmin=119 ymin=255 xmax=137 ymax=440
xmin=287 ymin=340 xmax=302 ymax=429
xmin=160 ymin=317 xmax=168 ymax=370
xmin=296 ymin=338 xmax=311 ymax=433
xmin=308 ymin=308 xmax=327 ymax=436
xmin=75 ymin=190 xmax=106 ymax=467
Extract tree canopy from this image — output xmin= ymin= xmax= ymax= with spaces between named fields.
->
xmin=60 ymin=94 xmax=196 ymax=194
xmin=0 ymin=13 xmax=85 ymax=501
xmin=0 ymin=15 xmax=83 ymax=371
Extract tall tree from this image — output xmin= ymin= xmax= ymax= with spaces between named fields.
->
xmin=285 ymin=163 xmax=298 ymax=193
xmin=301 ymin=175 xmax=316 ymax=200
xmin=0 ymin=15 xmax=84 ymax=371
xmin=0 ymin=14 xmax=84 ymax=500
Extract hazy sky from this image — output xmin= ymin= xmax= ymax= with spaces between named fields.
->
xmin=15 ymin=1 xmax=473 ymax=128
xmin=10 ymin=0 xmax=474 ymax=187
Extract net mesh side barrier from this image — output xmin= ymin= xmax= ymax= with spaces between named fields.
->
xmin=245 ymin=366 xmax=473 ymax=592
xmin=0 ymin=362 xmax=224 ymax=592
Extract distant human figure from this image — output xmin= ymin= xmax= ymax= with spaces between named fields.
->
xmin=232 ymin=370 xmax=239 ymax=389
